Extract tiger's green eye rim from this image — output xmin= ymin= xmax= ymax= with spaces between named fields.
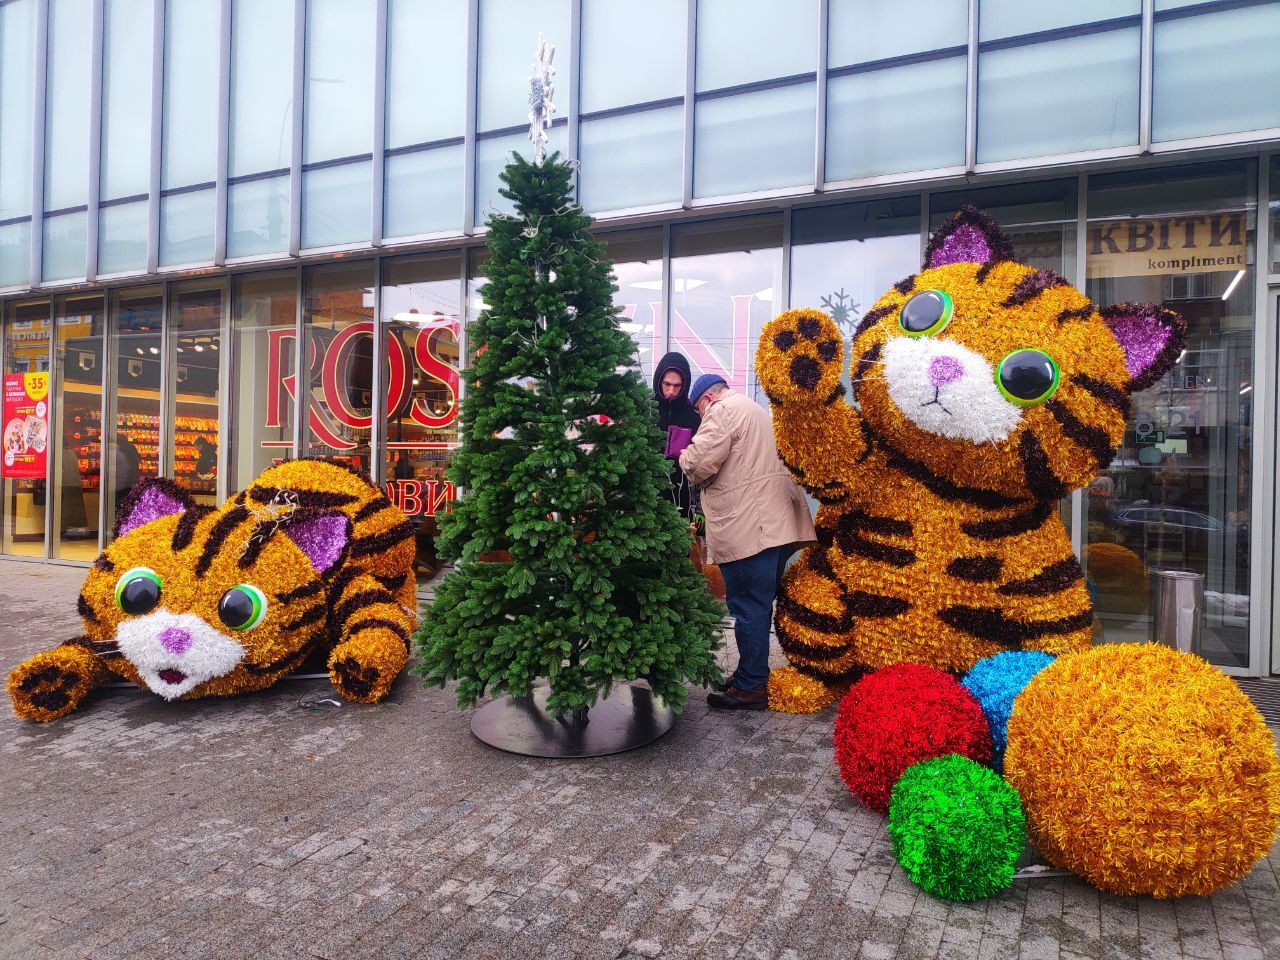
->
xmin=222 ymin=584 xmax=268 ymax=630
xmin=115 ymin=567 xmax=162 ymax=609
xmin=899 ymin=289 xmax=954 ymax=338
xmin=996 ymin=349 xmax=1061 ymax=406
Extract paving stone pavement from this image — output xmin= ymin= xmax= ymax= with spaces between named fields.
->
xmin=1 ymin=558 xmax=1278 ymax=960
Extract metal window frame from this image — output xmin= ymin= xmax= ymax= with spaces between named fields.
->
xmin=567 ymin=0 xmax=582 ymax=199
xmin=964 ymin=0 xmax=979 ymax=173
xmin=85 ymin=0 xmax=105 ymax=282
xmin=213 ymin=0 xmax=232 ymax=266
xmin=29 ymin=0 xmax=49 ymax=288
xmin=371 ymin=0 xmax=388 ymax=248
xmin=287 ymin=0 xmax=304 ymax=257
xmin=462 ymin=0 xmax=478 ymax=234
xmin=1250 ymin=149 xmax=1275 ymax=676
xmin=145 ymin=0 xmax=164 ymax=275
xmin=681 ymin=0 xmax=695 ymax=209
xmin=814 ymin=0 xmax=828 ymax=192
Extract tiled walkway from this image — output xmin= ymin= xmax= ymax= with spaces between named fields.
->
xmin=2 ymin=559 xmax=1277 ymax=960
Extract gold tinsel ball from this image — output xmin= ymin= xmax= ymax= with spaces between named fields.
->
xmin=1005 ymin=643 xmax=1280 ymax=897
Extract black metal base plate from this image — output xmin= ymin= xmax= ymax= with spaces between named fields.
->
xmin=470 ymin=682 xmax=675 ymax=758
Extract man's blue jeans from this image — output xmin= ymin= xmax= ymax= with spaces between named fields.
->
xmin=719 ymin=545 xmax=791 ymax=692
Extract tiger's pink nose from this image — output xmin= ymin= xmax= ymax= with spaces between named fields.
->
xmin=158 ymin=627 xmax=192 ymax=656
xmin=929 ymin=356 xmax=964 ymax=387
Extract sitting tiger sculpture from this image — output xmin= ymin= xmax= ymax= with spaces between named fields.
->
xmin=8 ymin=458 xmax=416 ymax=721
xmin=757 ymin=206 xmax=1185 ymax=713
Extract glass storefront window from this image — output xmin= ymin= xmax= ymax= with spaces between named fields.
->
xmin=696 ymin=0 xmax=816 ymax=91
xmin=931 ymin=180 xmax=1078 ymax=278
xmin=302 ymin=262 xmax=375 ymax=473
xmin=230 ymin=270 xmax=297 ymax=495
xmin=380 ymin=253 xmax=462 ymax=581
xmin=53 ymin=296 xmax=104 ymax=560
xmin=105 ymin=287 xmax=163 ymax=538
xmin=581 ymin=0 xmax=683 ymax=113
xmin=1084 ymin=160 xmax=1257 ymax=670
xmin=601 ymin=230 xmax=664 ymax=384
xmin=167 ymin=283 xmax=222 ymax=505
xmin=579 ymin=107 xmax=683 ymax=214
xmin=670 ymin=215 xmax=783 ymax=407
xmin=2 ymin=301 xmax=51 ymax=556
xmin=694 ymin=84 xmax=815 ymax=198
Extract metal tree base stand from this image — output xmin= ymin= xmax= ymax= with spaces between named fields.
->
xmin=470 ymin=682 xmax=675 ymax=758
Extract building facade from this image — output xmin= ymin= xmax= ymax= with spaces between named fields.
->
xmin=0 ymin=0 xmax=1278 ymax=675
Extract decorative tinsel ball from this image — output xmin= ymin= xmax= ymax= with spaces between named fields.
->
xmin=1006 ymin=643 xmax=1280 ymax=897
xmin=962 ymin=651 xmax=1055 ymax=771
xmin=889 ymin=754 xmax=1026 ymax=901
xmin=834 ymin=664 xmax=993 ymax=813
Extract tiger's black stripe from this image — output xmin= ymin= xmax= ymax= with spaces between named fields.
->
xmin=814 ymin=522 xmax=835 ymax=548
xmin=94 ymin=554 xmax=114 ymax=572
xmin=806 ymin=549 xmax=841 ymax=582
xmin=824 ymin=383 xmax=845 ymax=405
xmin=777 ymin=594 xmax=853 ymax=634
xmin=1046 ymin=398 xmax=1117 ymax=465
xmin=814 ymin=489 xmax=850 ymax=505
xmin=349 ymin=520 xmax=415 ymax=558
xmin=837 ymin=530 xmax=917 ymax=567
xmin=1019 ymin=430 xmax=1070 ymax=501
xmin=333 ymin=588 xmax=397 ymax=627
xmin=996 ymin=557 xmax=1083 ymax=597
xmin=1072 ymin=373 xmax=1130 ymax=416
xmin=856 ymin=419 xmax=874 ymax=464
xmin=238 ymin=521 xmax=279 ymax=570
xmin=762 ymin=385 xmax=787 ymax=408
xmin=962 ymin=502 xmax=1054 ymax=540
xmin=171 ymin=508 xmax=205 ymax=553
xmin=1056 ymin=306 xmax=1094 ymax=324
xmin=893 ymin=274 xmax=916 ymax=295
xmin=975 ymin=261 xmax=997 ymax=285
xmin=327 ymin=565 xmax=364 ymax=604
xmin=373 ymin=572 xmax=410 ymax=593
xmin=846 ymin=591 xmax=910 ymax=617
xmin=1001 ymin=270 xmax=1068 ymax=308
xmin=775 ymin=619 xmax=852 ymax=662
xmin=278 ymin=580 xmax=326 ymax=603
xmin=353 ymin=496 xmax=394 ymax=524
xmin=837 ymin=508 xmax=912 ymax=539
xmin=947 ymin=556 xmax=1003 ymax=582
xmin=243 ymin=628 xmax=327 ymax=675
xmin=346 ymin=617 xmax=412 ymax=650
xmin=249 ymin=487 xmax=359 ymax=509
xmin=869 ymin=427 xmax=1026 ymax=510
xmin=67 ymin=634 xmax=118 ymax=655
xmin=195 ymin=506 xmax=252 ymax=577
xmin=852 ymin=305 xmax=894 ymax=340
xmin=281 ymin=603 xmax=327 ymax=632
xmin=852 ymin=341 xmax=883 ymax=402
xmin=779 ymin=452 xmax=807 ymax=479
xmin=937 ymin=605 xmax=1093 ymax=646
xmin=77 ymin=593 xmax=98 ymax=624
xmin=791 ymin=660 xmax=867 ymax=685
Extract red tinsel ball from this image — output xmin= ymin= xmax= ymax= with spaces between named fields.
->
xmin=834 ymin=663 xmax=994 ymax=814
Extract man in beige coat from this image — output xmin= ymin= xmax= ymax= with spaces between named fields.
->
xmin=680 ymin=374 xmax=816 ymax=709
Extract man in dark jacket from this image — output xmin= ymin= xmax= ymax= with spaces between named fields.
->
xmin=652 ymin=352 xmax=700 ymax=521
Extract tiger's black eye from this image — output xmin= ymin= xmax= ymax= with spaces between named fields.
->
xmin=997 ymin=349 xmax=1060 ymax=405
xmin=218 ymin=585 xmax=268 ymax=630
xmin=899 ymin=290 xmax=954 ymax=336
xmin=115 ymin=567 xmax=162 ymax=615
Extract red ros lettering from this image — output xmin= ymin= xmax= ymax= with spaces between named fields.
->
xmin=410 ymin=319 xmax=460 ymax=429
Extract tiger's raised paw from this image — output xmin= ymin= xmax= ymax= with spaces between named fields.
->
xmin=328 ymin=632 xmax=406 ymax=704
xmin=757 ymin=308 xmax=845 ymax=406
xmin=8 ymin=646 xmax=104 ymax=722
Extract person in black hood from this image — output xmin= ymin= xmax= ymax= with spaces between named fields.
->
xmin=652 ymin=351 xmax=701 ymax=521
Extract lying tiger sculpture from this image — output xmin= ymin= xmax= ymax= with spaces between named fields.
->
xmin=9 ymin=458 xmax=416 ymax=721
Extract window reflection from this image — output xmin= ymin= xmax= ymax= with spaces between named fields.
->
xmin=53 ymin=296 xmax=104 ymax=560
xmin=601 ymin=230 xmax=664 ymax=384
xmin=230 ymin=270 xmax=296 ymax=495
xmin=2 ymin=301 xmax=51 ymax=556
xmin=105 ymin=286 xmax=163 ymax=539
xmin=931 ymin=180 xmax=1078 ymax=277
xmin=167 ymin=283 xmax=222 ymax=504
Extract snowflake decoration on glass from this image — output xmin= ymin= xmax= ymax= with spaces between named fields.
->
xmin=821 ymin=288 xmax=862 ymax=338
xmin=527 ymin=33 xmax=557 ymax=165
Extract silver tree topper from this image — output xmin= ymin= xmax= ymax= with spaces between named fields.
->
xmin=527 ymin=33 xmax=557 ymax=165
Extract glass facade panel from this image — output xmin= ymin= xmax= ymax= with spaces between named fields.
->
xmin=302 ymin=261 xmax=375 ymax=472
xmin=384 ymin=145 xmax=465 ymax=239
xmin=42 ymin=212 xmax=86 ymax=283
xmin=978 ymin=28 xmax=1140 ymax=163
xmin=475 ymin=128 xmax=565 ymax=223
xmin=302 ymin=161 xmax=372 ymax=249
xmin=696 ymin=0 xmax=817 ymax=90
xmin=979 ymin=0 xmax=1139 ymax=41
xmin=304 ymin=0 xmax=375 ymax=164
xmin=230 ymin=270 xmax=296 ymax=494
xmin=52 ymin=295 xmax=104 ymax=560
xmin=105 ymin=286 xmax=163 ymax=537
xmin=98 ymin=201 xmax=148 ymax=275
xmin=386 ymin=0 xmax=467 ymax=147
xmin=43 ymin=0 xmax=93 ymax=212
xmin=1152 ymin=4 xmax=1280 ymax=143
xmin=1084 ymin=161 xmax=1257 ymax=670
xmin=0 ymin=0 xmax=36 ymax=222
xmin=601 ymin=230 xmax=664 ymax=383
xmin=930 ymin=180 xmax=1078 ymax=277
xmin=1271 ymin=156 xmax=1279 ymax=274
xmin=228 ymin=176 xmax=290 ymax=260
xmin=694 ymin=85 xmax=815 ymax=198
xmin=2 ymin=301 xmax=51 ymax=556
xmin=229 ymin=0 xmax=293 ymax=178
xmin=829 ymin=0 xmax=967 ymax=65
xmin=101 ymin=0 xmax=154 ymax=200
xmin=477 ymin=0 xmax=571 ymax=131
xmin=581 ymin=0 xmax=684 ymax=112
xmin=827 ymin=57 xmax=966 ymax=181
xmin=159 ymin=189 xmax=215 ymax=267
xmin=380 ymin=253 xmax=462 ymax=581
xmin=579 ymin=107 xmax=682 ymax=213
xmin=162 ymin=0 xmax=219 ymax=190
xmin=166 ymin=283 xmax=222 ymax=503
xmin=0 ymin=222 xmax=30 ymax=288
xmin=670 ymin=215 xmax=783 ymax=407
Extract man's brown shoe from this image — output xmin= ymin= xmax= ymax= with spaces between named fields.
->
xmin=707 ymin=685 xmax=767 ymax=711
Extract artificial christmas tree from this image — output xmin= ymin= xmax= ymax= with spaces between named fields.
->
xmin=413 ymin=150 xmax=723 ymax=747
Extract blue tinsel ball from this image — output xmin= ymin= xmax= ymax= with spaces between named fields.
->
xmin=962 ymin=651 xmax=1055 ymax=771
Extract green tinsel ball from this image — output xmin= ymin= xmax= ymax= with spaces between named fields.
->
xmin=888 ymin=754 xmax=1026 ymax=901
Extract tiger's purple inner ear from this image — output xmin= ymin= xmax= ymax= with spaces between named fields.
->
xmin=1100 ymin=302 xmax=1188 ymax=393
xmin=281 ymin=511 xmax=351 ymax=574
xmin=923 ymin=205 xmax=1016 ymax=269
xmin=115 ymin=478 xmax=191 ymax=537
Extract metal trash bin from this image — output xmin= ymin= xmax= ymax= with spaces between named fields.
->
xmin=1153 ymin=570 xmax=1204 ymax=656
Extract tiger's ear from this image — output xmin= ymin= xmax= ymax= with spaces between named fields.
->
xmin=923 ymin=205 xmax=1016 ymax=269
xmin=279 ymin=509 xmax=351 ymax=575
xmin=114 ymin=478 xmax=193 ymax=538
xmin=1100 ymin=302 xmax=1187 ymax=393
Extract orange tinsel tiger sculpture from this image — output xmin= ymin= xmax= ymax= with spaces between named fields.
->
xmin=8 ymin=459 xmax=416 ymax=721
xmin=757 ymin=207 xmax=1185 ymax=713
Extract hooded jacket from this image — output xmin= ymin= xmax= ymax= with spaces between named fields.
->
xmin=652 ymin=352 xmax=701 ymax=519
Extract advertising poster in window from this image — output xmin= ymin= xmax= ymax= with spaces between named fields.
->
xmin=3 ymin=372 xmax=50 ymax=479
